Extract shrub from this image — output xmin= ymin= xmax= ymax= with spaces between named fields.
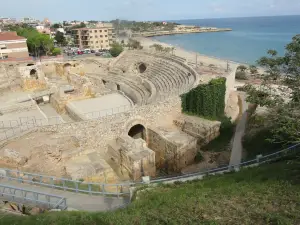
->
xmin=109 ymin=42 xmax=124 ymax=57
xmin=235 ymin=71 xmax=247 ymax=80
xmin=249 ymin=65 xmax=258 ymax=74
xmin=237 ymin=65 xmax=247 ymax=72
xmin=194 ymin=151 xmax=204 ymax=162
xmin=51 ymin=47 xmax=61 ymax=56
xmin=181 ymin=77 xmax=226 ymax=119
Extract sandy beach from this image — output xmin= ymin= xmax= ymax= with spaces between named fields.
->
xmin=135 ymin=37 xmax=241 ymax=70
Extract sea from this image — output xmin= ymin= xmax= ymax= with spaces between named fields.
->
xmin=153 ymin=15 xmax=300 ymax=64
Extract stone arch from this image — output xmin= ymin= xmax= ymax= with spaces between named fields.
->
xmin=124 ymin=117 xmax=148 ymax=135
xmin=128 ymin=124 xmax=146 ymax=140
xmin=30 ymin=69 xmax=38 ymax=79
xmin=138 ymin=63 xmax=147 ymax=73
xmin=63 ymin=63 xmax=72 ymax=74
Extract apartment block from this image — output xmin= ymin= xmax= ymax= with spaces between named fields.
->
xmin=72 ymin=24 xmax=115 ymax=50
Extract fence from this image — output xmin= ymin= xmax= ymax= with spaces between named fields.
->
xmin=0 ymin=116 xmax=64 ymax=142
xmin=150 ymin=143 xmax=300 ymax=183
xmin=0 ymin=184 xmax=67 ymax=210
xmin=0 ymin=169 xmax=132 ymax=197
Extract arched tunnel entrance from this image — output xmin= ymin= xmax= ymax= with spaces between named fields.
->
xmin=128 ymin=124 xmax=146 ymax=140
xmin=138 ymin=63 xmax=147 ymax=73
xmin=30 ymin=69 xmax=38 ymax=79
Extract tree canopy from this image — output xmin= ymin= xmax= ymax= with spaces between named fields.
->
xmin=9 ymin=26 xmax=58 ymax=57
xmin=245 ymin=34 xmax=300 ymax=145
xmin=54 ymin=31 xmax=67 ymax=46
xmin=109 ymin=42 xmax=124 ymax=57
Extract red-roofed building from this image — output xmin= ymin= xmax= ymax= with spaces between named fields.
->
xmin=0 ymin=31 xmax=29 ymax=60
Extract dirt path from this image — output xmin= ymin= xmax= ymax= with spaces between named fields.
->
xmin=229 ymin=93 xmax=248 ymax=167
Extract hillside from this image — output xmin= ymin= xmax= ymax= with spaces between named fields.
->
xmin=1 ymin=156 xmax=300 ymax=225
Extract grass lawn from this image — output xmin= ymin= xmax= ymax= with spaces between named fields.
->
xmin=1 ymin=156 xmax=299 ymax=225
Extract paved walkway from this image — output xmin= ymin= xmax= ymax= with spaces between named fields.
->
xmin=230 ymin=93 xmax=248 ymax=166
xmin=1 ymin=180 xmax=127 ymax=212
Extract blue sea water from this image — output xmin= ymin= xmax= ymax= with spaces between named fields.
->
xmin=153 ymin=15 xmax=300 ymax=64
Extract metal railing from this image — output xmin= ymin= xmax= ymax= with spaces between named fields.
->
xmin=0 ymin=184 xmax=67 ymax=210
xmin=0 ymin=116 xmax=64 ymax=142
xmin=0 ymin=169 xmax=132 ymax=197
xmin=150 ymin=143 xmax=300 ymax=183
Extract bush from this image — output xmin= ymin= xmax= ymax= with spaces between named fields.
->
xmin=194 ymin=151 xmax=204 ymax=162
xmin=237 ymin=65 xmax=247 ymax=72
xmin=109 ymin=42 xmax=124 ymax=57
xmin=181 ymin=77 xmax=226 ymax=119
xmin=249 ymin=65 xmax=258 ymax=74
xmin=51 ymin=47 xmax=61 ymax=56
xmin=235 ymin=71 xmax=247 ymax=80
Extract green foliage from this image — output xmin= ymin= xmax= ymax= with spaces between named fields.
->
xmin=237 ymin=65 xmax=247 ymax=72
xmin=194 ymin=151 xmax=204 ymax=162
xmin=51 ymin=23 xmax=61 ymax=29
xmin=202 ymin=116 xmax=235 ymax=152
xmin=71 ymin=22 xmax=86 ymax=29
xmin=51 ymin=48 xmax=61 ymax=56
xmin=244 ymin=35 xmax=300 ymax=145
xmin=2 ymin=158 xmax=300 ymax=225
xmin=9 ymin=26 xmax=55 ymax=57
xmin=181 ymin=78 xmax=226 ymax=119
xmin=109 ymin=42 xmax=124 ymax=57
xmin=127 ymin=39 xmax=143 ymax=49
xmin=235 ymin=71 xmax=247 ymax=80
xmin=54 ymin=31 xmax=67 ymax=46
xmin=150 ymin=44 xmax=175 ymax=53
xmin=150 ymin=43 xmax=164 ymax=51
xmin=249 ymin=65 xmax=258 ymax=74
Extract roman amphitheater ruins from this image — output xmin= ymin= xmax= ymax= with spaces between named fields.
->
xmin=0 ymin=50 xmax=238 ymax=187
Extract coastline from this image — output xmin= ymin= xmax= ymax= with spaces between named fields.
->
xmin=135 ymin=37 xmax=242 ymax=70
xmin=133 ymin=28 xmax=232 ymax=38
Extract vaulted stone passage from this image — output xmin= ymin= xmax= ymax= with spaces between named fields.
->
xmin=128 ymin=124 xmax=146 ymax=140
xmin=30 ymin=69 xmax=38 ymax=79
xmin=138 ymin=63 xmax=147 ymax=73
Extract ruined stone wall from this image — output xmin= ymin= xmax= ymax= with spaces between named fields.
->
xmin=38 ymin=97 xmax=181 ymax=154
xmin=147 ymin=128 xmax=197 ymax=173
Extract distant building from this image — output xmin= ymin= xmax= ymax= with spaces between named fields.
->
xmin=0 ymin=17 xmax=17 ymax=24
xmin=0 ymin=31 xmax=29 ymax=59
xmin=72 ymin=24 xmax=115 ymax=50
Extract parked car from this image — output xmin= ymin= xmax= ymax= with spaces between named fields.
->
xmin=91 ymin=50 xmax=95 ymax=53
xmin=77 ymin=50 xmax=83 ymax=55
xmin=95 ymin=52 xmax=103 ymax=56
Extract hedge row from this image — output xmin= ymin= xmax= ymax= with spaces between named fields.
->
xmin=181 ymin=77 xmax=226 ymax=119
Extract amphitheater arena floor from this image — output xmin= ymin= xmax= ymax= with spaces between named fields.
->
xmin=66 ymin=93 xmax=132 ymax=119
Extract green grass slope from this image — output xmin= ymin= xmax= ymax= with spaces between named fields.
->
xmin=1 ymin=157 xmax=300 ymax=225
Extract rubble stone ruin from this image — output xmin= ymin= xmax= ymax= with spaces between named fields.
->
xmin=0 ymin=50 xmax=237 ymax=188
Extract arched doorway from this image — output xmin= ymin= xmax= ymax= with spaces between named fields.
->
xmin=63 ymin=63 xmax=72 ymax=74
xmin=30 ymin=69 xmax=38 ymax=79
xmin=138 ymin=63 xmax=147 ymax=73
xmin=128 ymin=124 xmax=146 ymax=140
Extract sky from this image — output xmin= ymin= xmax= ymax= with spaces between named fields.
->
xmin=2 ymin=0 xmax=300 ymax=22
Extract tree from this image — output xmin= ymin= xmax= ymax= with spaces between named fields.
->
xmin=109 ymin=42 xmax=124 ymax=57
xmin=127 ymin=39 xmax=143 ymax=50
xmin=54 ymin=31 xmax=67 ymax=46
xmin=245 ymin=34 xmax=300 ymax=145
xmin=51 ymin=48 xmax=61 ymax=56
xmin=249 ymin=65 xmax=258 ymax=74
xmin=237 ymin=65 xmax=247 ymax=72
xmin=72 ymin=22 xmax=86 ymax=29
xmin=51 ymin=23 xmax=61 ymax=29
xmin=150 ymin=44 xmax=164 ymax=51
